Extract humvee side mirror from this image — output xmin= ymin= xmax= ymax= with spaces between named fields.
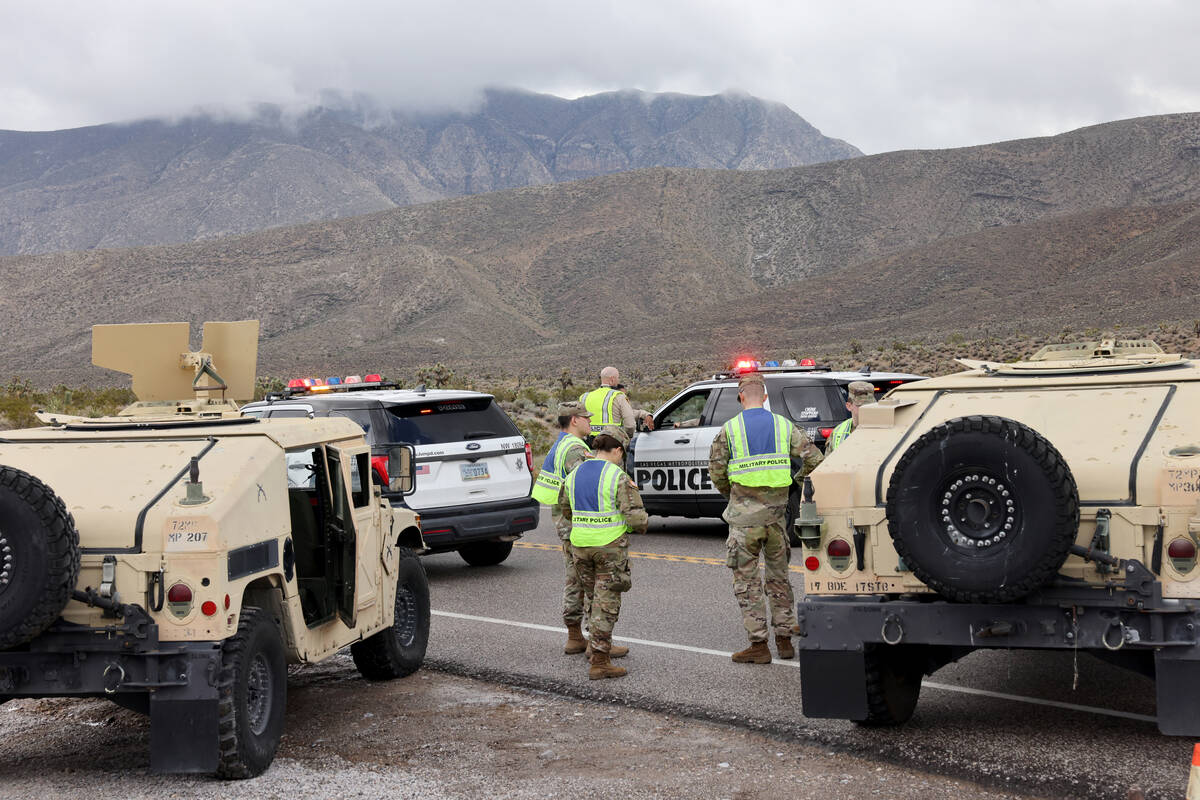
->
xmin=387 ymin=444 xmax=417 ymax=496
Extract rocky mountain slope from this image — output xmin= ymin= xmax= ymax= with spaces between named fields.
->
xmin=1 ymin=112 xmax=1198 ymax=385
xmin=0 ymin=89 xmax=859 ymax=255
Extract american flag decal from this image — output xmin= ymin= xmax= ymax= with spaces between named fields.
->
xmin=416 ymin=464 xmax=431 ymax=475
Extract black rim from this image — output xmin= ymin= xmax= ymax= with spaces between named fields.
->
xmin=245 ymin=652 xmax=274 ymax=736
xmin=0 ymin=527 xmax=12 ymax=594
xmin=932 ymin=470 xmax=1019 ymax=552
xmin=394 ymin=585 xmax=419 ymax=647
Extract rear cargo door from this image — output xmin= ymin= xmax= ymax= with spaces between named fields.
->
xmin=381 ymin=398 xmax=530 ymax=510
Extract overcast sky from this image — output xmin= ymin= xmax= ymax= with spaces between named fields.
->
xmin=2 ymin=0 xmax=1198 ymax=154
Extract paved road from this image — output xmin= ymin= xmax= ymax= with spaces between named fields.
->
xmin=422 ymin=515 xmax=1192 ymax=800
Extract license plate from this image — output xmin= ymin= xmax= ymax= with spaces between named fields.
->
xmin=460 ymin=463 xmax=490 ymax=481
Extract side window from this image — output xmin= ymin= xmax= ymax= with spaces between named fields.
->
xmin=326 ymin=449 xmax=353 ymax=524
xmin=331 ymin=409 xmax=372 ymax=436
xmin=270 ymin=408 xmax=313 ymax=419
xmin=655 ymin=390 xmax=710 ymax=428
xmin=349 ymin=452 xmax=371 ymax=508
xmin=707 ymin=388 xmax=743 ymax=427
xmin=286 ymin=447 xmax=318 ymax=488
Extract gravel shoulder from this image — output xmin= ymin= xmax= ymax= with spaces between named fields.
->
xmin=0 ymin=655 xmax=1057 ymax=800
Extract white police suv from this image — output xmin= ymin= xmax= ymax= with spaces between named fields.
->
xmin=242 ymin=376 xmax=537 ymax=566
xmin=631 ymin=361 xmax=923 ymax=530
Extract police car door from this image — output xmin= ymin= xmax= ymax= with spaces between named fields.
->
xmin=632 ymin=388 xmax=712 ymax=516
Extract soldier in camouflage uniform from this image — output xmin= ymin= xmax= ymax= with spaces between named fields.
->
xmin=823 ymin=380 xmax=876 ymax=456
xmin=558 ymin=427 xmax=648 ymax=679
xmin=709 ymin=373 xmax=823 ymax=663
xmin=531 ymin=401 xmax=597 ymax=654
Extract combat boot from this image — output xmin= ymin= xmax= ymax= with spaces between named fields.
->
xmin=564 ymin=623 xmax=587 ymax=655
xmin=585 ymin=640 xmax=629 ymax=658
xmin=775 ymin=635 xmax=795 ymax=660
xmin=588 ymin=651 xmax=628 ymax=680
xmin=731 ymin=641 xmax=772 ymax=664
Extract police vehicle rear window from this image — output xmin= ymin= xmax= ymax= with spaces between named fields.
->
xmin=780 ymin=386 xmax=839 ymax=423
xmin=381 ymin=398 xmax=518 ymax=445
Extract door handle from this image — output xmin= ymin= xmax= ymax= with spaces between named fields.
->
xmin=674 ymin=438 xmax=691 ymax=445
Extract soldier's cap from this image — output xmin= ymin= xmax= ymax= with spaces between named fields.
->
xmin=847 ymin=381 xmax=876 ymax=407
xmin=737 ymin=372 xmax=766 ymax=390
xmin=557 ymin=401 xmax=592 ymax=418
xmin=597 ymin=426 xmax=630 ymax=447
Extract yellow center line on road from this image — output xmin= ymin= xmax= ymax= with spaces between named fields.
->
xmin=514 ymin=540 xmax=807 ymax=574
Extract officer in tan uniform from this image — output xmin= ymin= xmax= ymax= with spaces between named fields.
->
xmin=580 ymin=367 xmax=654 ymax=441
xmin=558 ymin=427 xmax=648 ymax=679
xmin=708 ymin=373 xmax=823 ymax=663
xmin=823 ymin=381 xmax=876 ymax=455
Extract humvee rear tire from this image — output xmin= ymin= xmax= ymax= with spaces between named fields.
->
xmin=217 ymin=607 xmax=286 ymax=779
xmin=458 ymin=539 xmax=514 ymax=567
xmin=854 ymin=644 xmax=924 ymax=726
xmin=351 ymin=547 xmax=430 ymax=680
xmin=0 ymin=466 xmax=81 ymax=650
xmin=886 ymin=415 xmax=1079 ymax=603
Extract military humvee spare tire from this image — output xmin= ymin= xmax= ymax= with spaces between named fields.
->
xmin=0 ymin=466 xmax=81 ymax=649
xmin=886 ymin=415 xmax=1079 ymax=603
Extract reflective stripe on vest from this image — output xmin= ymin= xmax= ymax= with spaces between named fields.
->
xmin=824 ymin=418 xmax=854 ymax=455
xmin=581 ymin=387 xmax=621 ymax=433
xmin=722 ymin=408 xmax=792 ymax=488
xmin=566 ymin=460 xmax=627 ymax=547
xmin=531 ymin=432 xmax=590 ymax=505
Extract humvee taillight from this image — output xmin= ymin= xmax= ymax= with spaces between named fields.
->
xmin=201 ymin=601 xmax=218 ymax=616
xmin=826 ymin=539 xmax=852 ymax=572
xmin=804 ymin=556 xmax=820 ymax=571
xmin=1168 ymin=538 xmax=1197 ymax=573
xmin=166 ymin=583 xmax=193 ymax=618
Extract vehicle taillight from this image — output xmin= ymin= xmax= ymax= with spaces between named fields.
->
xmin=524 ymin=443 xmax=534 ymax=472
xmin=826 ymin=539 xmax=852 ymax=571
xmin=1168 ymin=537 xmax=1197 ymax=573
xmin=201 ymin=600 xmax=218 ymax=616
xmin=818 ymin=427 xmax=833 ymax=439
xmin=804 ymin=556 xmax=820 ymax=571
xmin=371 ymin=455 xmax=389 ymax=486
xmin=166 ymin=582 xmax=193 ymax=618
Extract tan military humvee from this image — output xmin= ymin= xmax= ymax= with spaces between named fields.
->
xmin=795 ymin=339 xmax=1200 ymax=736
xmin=0 ymin=322 xmax=428 ymax=777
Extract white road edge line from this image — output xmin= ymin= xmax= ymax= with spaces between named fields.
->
xmin=431 ymin=609 xmax=1158 ymax=725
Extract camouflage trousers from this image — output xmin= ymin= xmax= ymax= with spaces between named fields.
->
xmin=726 ymin=521 xmax=796 ymax=642
xmin=570 ymin=536 xmax=632 ymax=653
xmin=561 ymin=538 xmax=589 ymax=627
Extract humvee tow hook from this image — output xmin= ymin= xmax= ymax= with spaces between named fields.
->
xmin=795 ymin=478 xmax=823 ymax=549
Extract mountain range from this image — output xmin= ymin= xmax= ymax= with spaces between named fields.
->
xmin=0 ymin=88 xmax=860 ymax=255
xmin=2 ymin=111 xmax=1199 ymax=385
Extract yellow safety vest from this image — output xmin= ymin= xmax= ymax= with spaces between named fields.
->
xmin=581 ymin=387 xmax=622 ymax=434
xmin=565 ymin=460 xmax=628 ymax=547
xmin=722 ymin=408 xmax=793 ymax=488
xmin=531 ymin=432 xmax=590 ymax=505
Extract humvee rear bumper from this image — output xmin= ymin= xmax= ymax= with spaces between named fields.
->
xmin=796 ymin=591 xmax=1200 ymax=736
xmin=0 ymin=608 xmax=222 ymax=773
